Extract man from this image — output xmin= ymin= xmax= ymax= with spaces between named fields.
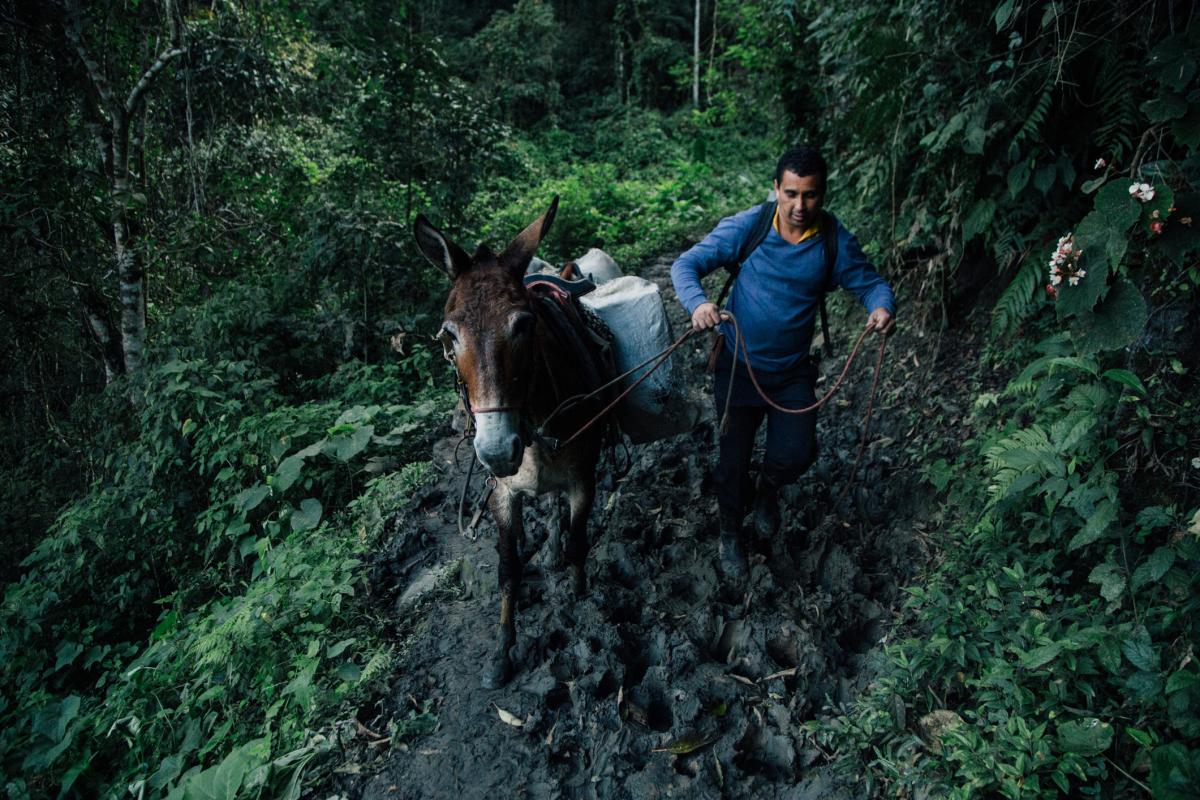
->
xmin=670 ymin=145 xmax=896 ymax=581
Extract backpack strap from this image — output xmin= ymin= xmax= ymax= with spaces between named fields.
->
xmin=817 ymin=210 xmax=837 ymax=359
xmin=714 ymin=201 xmax=776 ymax=307
xmin=710 ymin=202 xmax=840 ymax=359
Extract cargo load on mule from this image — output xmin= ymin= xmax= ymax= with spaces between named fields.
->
xmin=525 ymin=252 xmax=699 ymax=446
xmin=577 ymin=275 xmax=699 ymax=444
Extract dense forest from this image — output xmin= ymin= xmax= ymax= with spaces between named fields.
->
xmin=1 ymin=0 xmax=1197 ymax=797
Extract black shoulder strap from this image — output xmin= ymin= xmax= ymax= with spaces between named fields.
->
xmin=818 ymin=210 xmax=837 ymax=359
xmin=714 ymin=201 xmax=776 ymax=307
xmin=712 ymin=203 xmax=839 ymax=358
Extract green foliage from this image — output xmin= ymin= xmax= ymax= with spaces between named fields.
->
xmin=803 ymin=2 xmax=1200 ymax=796
xmin=460 ymin=0 xmax=563 ymax=128
xmin=0 ymin=352 xmax=446 ymax=797
xmin=464 ymin=112 xmax=775 ymax=267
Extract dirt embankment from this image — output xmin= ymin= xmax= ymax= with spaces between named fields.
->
xmin=339 ymin=256 xmax=976 ymax=799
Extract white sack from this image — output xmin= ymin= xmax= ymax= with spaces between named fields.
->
xmin=572 ymin=248 xmax=623 ymax=285
xmin=580 ymin=276 xmax=698 ymax=443
xmin=527 ymin=256 xmax=553 ymax=275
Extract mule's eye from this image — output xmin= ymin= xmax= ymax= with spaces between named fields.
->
xmin=511 ymin=313 xmax=535 ymax=338
xmin=438 ymin=323 xmax=458 ymax=345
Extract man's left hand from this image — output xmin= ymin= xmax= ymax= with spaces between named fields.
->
xmin=866 ymin=308 xmax=895 ymax=336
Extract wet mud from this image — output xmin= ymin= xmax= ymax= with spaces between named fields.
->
xmin=340 ymin=257 xmax=962 ymax=799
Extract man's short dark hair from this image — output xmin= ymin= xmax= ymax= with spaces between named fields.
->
xmin=774 ymin=145 xmax=827 ymax=186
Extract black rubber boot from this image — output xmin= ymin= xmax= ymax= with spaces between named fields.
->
xmin=752 ymin=473 xmax=782 ymax=543
xmin=718 ymin=511 xmax=748 ymax=584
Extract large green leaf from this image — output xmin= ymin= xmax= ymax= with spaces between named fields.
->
xmin=1147 ymin=33 xmax=1198 ymax=91
xmin=290 ymin=498 xmax=323 ymax=532
xmin=962 ymin=198 xmax=995 ymax=241
xmin=1132 ymin=547 xmax=1177 ymax=590
xmin=1142 ymin=91 xmax=1188 ymax=123
xmin=1057 ymin=182 xmax=1141 ymax=318
xmin=274 ymin=454 xmax=305 ymax=493
xmin=1088 ymin=561 xmax=1126 ymax=602
xmin=1070 ymin=278 xmax=1148 ymax=354
xmin=1007 ymin=161 xmax=1030 ymax=197
xmin=32 ymin=696 xmax=80 ymax=742
xmin=329 ymin=425 xmax=374 ymax=462
xmin=1174 ymin=105 xmax=1200 ymax=149
xmin=1155 ymin=192 xmax=1200 ymax=264
xmin=1150 ymin=743 xmax=1200 ymax=800
xmin=1020 ymin=642 xmax=1062 ymax=669
xmin=1142 ymin=182 xmax=1175 ymax=235
xmin=1056 ymin=718 xmax=1113 ymax=756
xmin=233 ymin=484 xmax=271 ymax=514
xmin=1123 ymin=625 xmax=1160 ymax=672
xmin=1067 ymin=498 xmax=1116 ymax=551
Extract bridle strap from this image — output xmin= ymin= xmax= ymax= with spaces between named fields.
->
xmin=471 ymin=405 xmax=520 ymax=414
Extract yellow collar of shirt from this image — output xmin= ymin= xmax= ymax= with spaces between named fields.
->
xmin=773 ymin=209 xmax=820 ymax=243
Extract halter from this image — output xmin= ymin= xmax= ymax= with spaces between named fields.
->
xmin=439 ymin=306 xmax=558 ymax=451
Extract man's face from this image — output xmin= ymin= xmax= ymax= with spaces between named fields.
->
xmin=773 ymin=170 xmax=824 ymax=231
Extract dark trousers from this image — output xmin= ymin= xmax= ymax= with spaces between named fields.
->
xmin=712 ymin=347 xmax=819 ymax=520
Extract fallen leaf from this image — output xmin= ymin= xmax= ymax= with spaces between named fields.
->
xmin=727 ymin=673 xmax=756 ymax=687
xmin=652 ymin=733 xmax=715 ymax=755
xmin=493 ymin=703 xmax=524 ymax=728
xmin=761 ymin=667 xmax=797 ymax=682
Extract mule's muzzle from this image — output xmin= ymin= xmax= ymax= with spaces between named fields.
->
xmin=473 ymin=411 xmax=525 ymax=477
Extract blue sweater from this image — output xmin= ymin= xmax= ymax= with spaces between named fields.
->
xmin=671 ymin=204 xmax=897 ymax=373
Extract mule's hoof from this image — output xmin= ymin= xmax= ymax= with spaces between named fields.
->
xmin=481 ymin=653 xmax=513 ymax=689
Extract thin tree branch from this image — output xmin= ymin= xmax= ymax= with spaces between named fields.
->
xmin=59 ymin=2 xmax=114 ymax=118
xmin=125 ymin=46 xmax=186 ymax=116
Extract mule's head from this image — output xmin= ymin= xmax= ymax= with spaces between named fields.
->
xmin=413 ymin=198 xmax=558 ymax=477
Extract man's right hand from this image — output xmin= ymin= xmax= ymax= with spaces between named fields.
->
xmin=691 ymin=302 xmax=722 ymax=331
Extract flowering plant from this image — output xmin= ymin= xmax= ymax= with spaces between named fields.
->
xmin=1048 ymin=233 xmax=1086 ymax=289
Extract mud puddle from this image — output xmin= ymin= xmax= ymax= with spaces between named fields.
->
xmin=333 ymin=257 xmax=969 ymax=799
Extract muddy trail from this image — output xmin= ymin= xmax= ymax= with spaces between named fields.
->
xmin=339 ymin=257 xmax=978 ymax=799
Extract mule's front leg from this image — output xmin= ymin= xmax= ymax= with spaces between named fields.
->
xmin=565 ymin=479 xmax=595 ymax=597
xmin=483 ymin=487 xmax=522 ymax=689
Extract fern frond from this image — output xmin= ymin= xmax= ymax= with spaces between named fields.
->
xmin=1092 ymin=48 xmax=1137 ymax=162
xmin=1014 ymin=82 xmax=1053 ymax=146
xmin=1065 ymin=382 xmax=1110 ymax=412
xmin=991 ymin=255 xmax=1042 ymax=339
xmin=1050 ymin=411 xmax=1098 ymax=453
xmin=985 ymin=425 xmax=1063 ymax=478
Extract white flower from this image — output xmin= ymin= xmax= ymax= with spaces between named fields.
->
xmin=1129 ymin=182 xmax=1156 ymax=203
xmin=1095 ymin=158 xmax=1107 ymax=170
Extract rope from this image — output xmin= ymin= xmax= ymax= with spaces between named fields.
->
xmin=453 ymin=307 xmax=890 ymax=537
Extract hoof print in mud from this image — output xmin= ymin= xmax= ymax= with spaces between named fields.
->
xmin=481 ymin=651 xmax=513 ymax=690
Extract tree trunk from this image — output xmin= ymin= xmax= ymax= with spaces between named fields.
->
xmin=693 ymin=0 xmax=700 ymax=108
xmin=60 ymin=0 xmax=185 ymax=380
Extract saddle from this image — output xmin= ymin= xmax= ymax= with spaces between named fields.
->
xmin=522 ymin=274 xmax=618 ymax=435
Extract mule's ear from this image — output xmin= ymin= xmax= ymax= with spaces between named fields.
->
xmin=501 ymin=195 xmax=559 ymax=274
xmin=414 ymin=214 xmax=471 ymax=279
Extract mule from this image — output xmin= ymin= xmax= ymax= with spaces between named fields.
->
xmin=413 ymin=198 xmax=605 ymax=688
